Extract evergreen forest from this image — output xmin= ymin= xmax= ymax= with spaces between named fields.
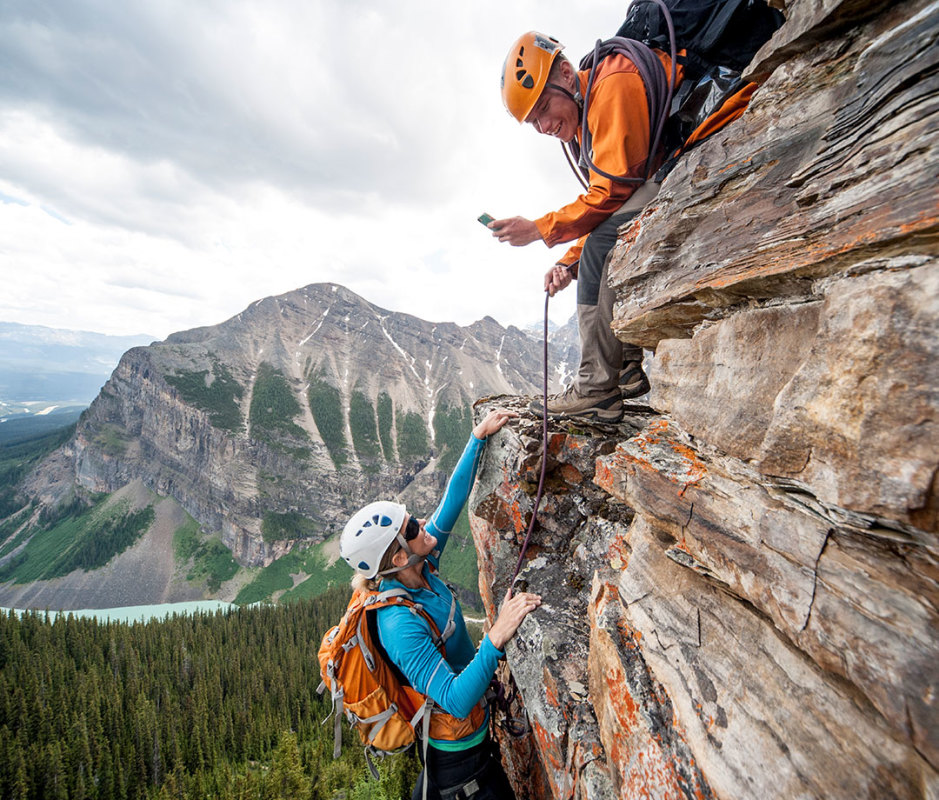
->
xmin=0 ymin=589 xmax=420 ymax=800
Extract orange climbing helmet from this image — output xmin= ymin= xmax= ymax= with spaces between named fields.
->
xmin=501 ymin=31 xmax=564 ymax=122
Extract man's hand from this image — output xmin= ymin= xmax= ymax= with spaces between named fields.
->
xmin=487 ymin=588 xmax=542 ymax=650
xmin=489 ymin=216 xmax=542 ymax=247
xmin=544 ymin=264 xmax=573 ymax=296
xmin=473 ymin=409 xmax=518 ymax=440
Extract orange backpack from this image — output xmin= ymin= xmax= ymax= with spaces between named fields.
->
xmin=317 ymin=586 xmax=486 ymax=776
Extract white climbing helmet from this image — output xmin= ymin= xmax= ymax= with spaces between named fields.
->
xmin=340 ymin=501 xmax=407 ymax=579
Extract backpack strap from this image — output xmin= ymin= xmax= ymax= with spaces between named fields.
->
xmin=406 ymin=589 xmax=457 ymax=651
xmin=321 ymin=659 xmax=345 ymax=759
xmin=564 ymin=0 xmax=680 ymax=188
xmin=573 ymin=33 xmax=677 ymax=186
xmin=440 ymin=587 xmax=458 ymax=645
xmin=357 ymin=588 xmax=419 ymax=670
xmin=351 ymin=703 xmax=400 ymax=747
xmin=411 ymin=696 xmax=434 ymax=800
xmin=376 ymin=581 xmax=456 ymax=653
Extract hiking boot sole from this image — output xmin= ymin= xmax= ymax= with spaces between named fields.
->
xmin=552 ymin=406 xmax=624 ymax=423
xmin=529 ymin=399 xmax=624 ymax=423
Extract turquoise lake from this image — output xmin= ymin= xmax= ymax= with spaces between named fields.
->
xmin=1 ymin=600 xmax=241 ymax=623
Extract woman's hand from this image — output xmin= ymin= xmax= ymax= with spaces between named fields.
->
xmin=473 ymin=409 xmax=518 ymax=440
xmin=487 ymin=588 xmax=542 ymax=650
xmin=489 ymin=216 xmax=542 ymax=247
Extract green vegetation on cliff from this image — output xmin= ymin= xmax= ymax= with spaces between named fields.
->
xmin=0 ymin=592 xmax=419 ymax=799
xmin=0 ymin=497 xmax=155 ymax=584
xmin=91 ymin=422 xmax=132 ymax=456
xmin=0 ymin=507 xmax=33 ymax=559
xmin=440 ymin=509 xmax=482 ymax=613
xmin=234 ymin=541 xmax=347 ymax=605
xmin=261 ymin=510 xmax=319 ymax=543
xmin=307 ymin=377 xmax=346 ymax=467
xmin=164 ymin=360 xmax=244 ymax=432
xmin=249 ymin=363 xmax=310 ymax=457
xmin=377 ymin=392 xmax=396 ymax=460
xmin=173 ymin=517 xmax=239 ymax=592
xmin=397 ymin=410 xmax=428 ymax=460
xmin=0 ymin=423 xmax=74 ymax=520
xmin=433 ymin=402 xmax=473 ymax=473
xmin=349 ymin=390 xmax=380 ymax=466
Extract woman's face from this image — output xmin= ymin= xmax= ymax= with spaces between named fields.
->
xmin=402 ymin=514 xmax=436 ymax=556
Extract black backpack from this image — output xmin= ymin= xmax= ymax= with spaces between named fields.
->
xmin=565 ymin=0 xmax=784 ymax=187
xmin=616 ymin=0 xmax=785 ymax=77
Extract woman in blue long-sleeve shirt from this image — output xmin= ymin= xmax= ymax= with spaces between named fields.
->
xmin=340 ymin=408 xmax=541 ymax=800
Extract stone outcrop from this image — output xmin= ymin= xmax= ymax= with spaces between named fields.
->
xmin=468 ymin=0 xmax=937 ymax=797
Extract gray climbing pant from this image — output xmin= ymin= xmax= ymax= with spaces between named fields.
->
xmin=574 ymin=181 xmax=661 ymax=395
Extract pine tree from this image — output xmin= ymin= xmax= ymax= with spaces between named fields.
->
xmin=10 ymin=746 xmax=29 ymax=800
xmin=264 ymin=731 xmax=310 ymax=800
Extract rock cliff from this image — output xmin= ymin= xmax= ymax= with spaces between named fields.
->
xmin=468 ymin=0 xmax=938 ymax=797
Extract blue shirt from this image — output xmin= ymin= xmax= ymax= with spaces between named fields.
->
xmin=377 ymin=433 xmax=503 ymax=748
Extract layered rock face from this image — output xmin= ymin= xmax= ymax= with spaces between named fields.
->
xmin=31 ymin=283 xmax=562 ymax=567
xmin=468 ymin=0 xmax=937 ymax=797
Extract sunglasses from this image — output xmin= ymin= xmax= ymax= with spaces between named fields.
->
xmin=404 ymin=516 xmax=422 ymax=541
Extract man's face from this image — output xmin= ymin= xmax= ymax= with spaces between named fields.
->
xmin=524 ymin=87 xmax=579 ymax=143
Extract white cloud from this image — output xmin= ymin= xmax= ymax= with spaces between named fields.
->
xmin=0 ymin=0 xmax=627 ymax=338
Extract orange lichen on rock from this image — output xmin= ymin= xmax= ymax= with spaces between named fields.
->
xmin=559 ymin=463 xmax=583 ymax=485
xmin=606 ymin=524 xmax=632 ymax=571
xmin=589 ymin=577 xmax=713 ymax=799
xmin=598 ymin=421 xmax=708 ymax=494
xmin=593 ymin=451 xmax=628 ymax=497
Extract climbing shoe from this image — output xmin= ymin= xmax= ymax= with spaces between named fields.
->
xmin=619 ymin=361 xmax=650 ymax=399
xmin=530 ymin=385 xmax=623 ymax=422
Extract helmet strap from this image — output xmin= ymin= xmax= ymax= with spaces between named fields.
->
xmin=545 ymin=82 xmax=583 ymax=109
xmin=376 ymin=534 xmax=424 ymax=577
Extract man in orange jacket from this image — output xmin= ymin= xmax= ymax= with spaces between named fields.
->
xmin=489 ymin=31 xmax=751 ymax=421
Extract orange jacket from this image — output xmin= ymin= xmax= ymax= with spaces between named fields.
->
xmin=534 ymin=52 xmax=753 ymax=270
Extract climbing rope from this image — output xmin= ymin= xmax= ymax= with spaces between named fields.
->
xmin=508 ymin=290 xmax=551 ymax=594
xmin=491 ymin=291 xmax=551 ymax=740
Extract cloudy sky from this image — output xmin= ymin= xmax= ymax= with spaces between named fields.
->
xmin=0 ymin=1 xmax=629 ymax=339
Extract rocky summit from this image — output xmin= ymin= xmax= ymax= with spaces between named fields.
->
xmin=467 ymin=0 xmax=938 ymax=798
xmin=18 ymin=283 xmax=566 ymax=575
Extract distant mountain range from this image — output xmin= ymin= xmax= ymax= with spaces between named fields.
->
xmin=0 ymin=322 xmax=154 ymax=413
xmin=0 ymin=283 xmax=578 ymax=610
